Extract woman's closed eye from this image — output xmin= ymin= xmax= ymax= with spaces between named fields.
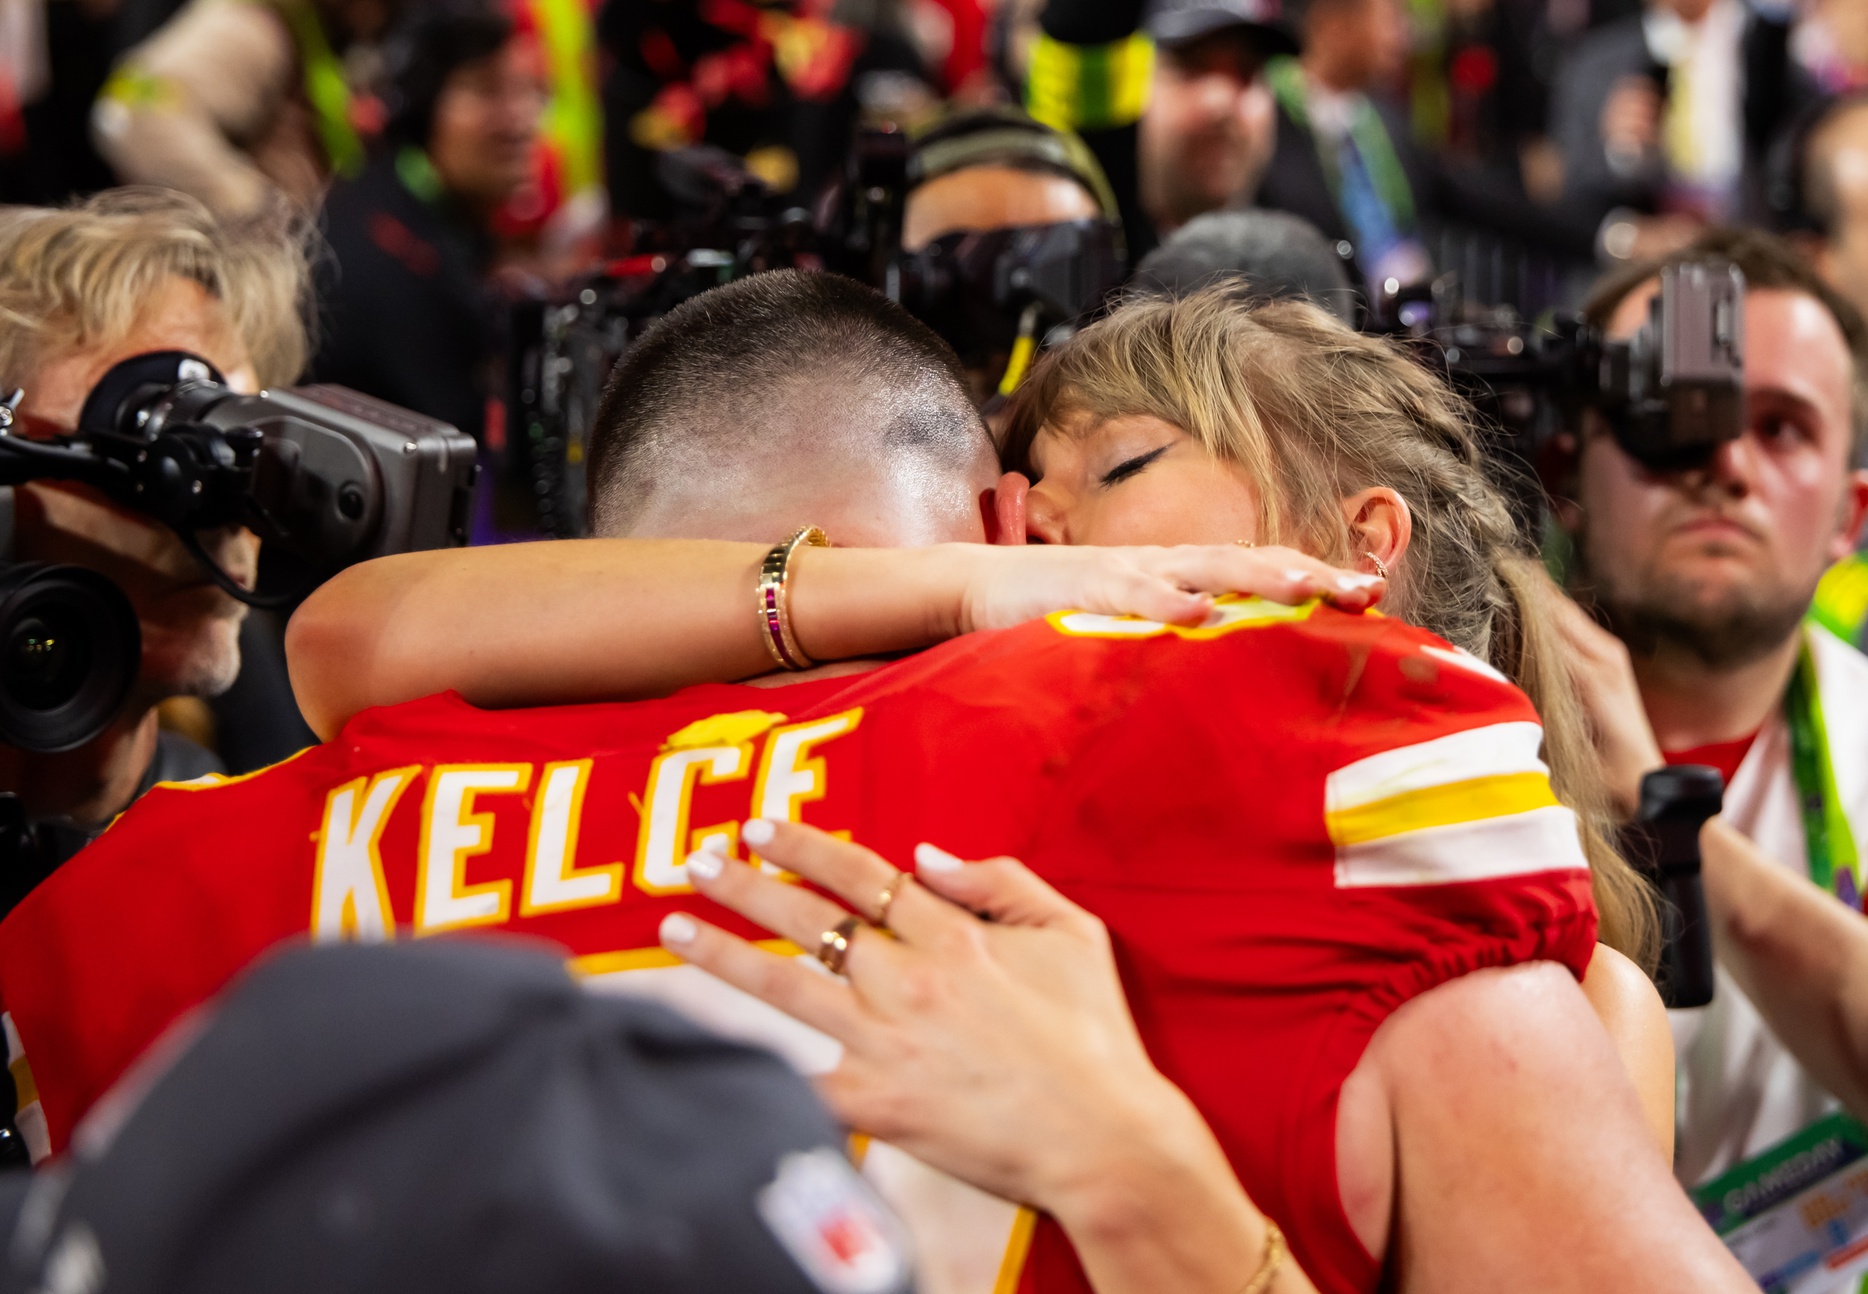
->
xmin=1099 ymin=444 xmax=1171 ymax=487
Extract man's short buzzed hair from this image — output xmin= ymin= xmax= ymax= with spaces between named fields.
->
xmin=586 ymin=269 xmax=987 ymax=535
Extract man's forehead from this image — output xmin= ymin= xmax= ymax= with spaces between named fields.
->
xmin=1744 ymin=289 xmax=1855 ymax=421
xmin=1605 ymin=279 xmax=1850 ymax=367
xmin=1600 ymin=280 xmax=1854 ymax=440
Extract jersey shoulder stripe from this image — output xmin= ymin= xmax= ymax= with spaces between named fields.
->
xmin=1326 ymin=720 xmax=1586 ymax=887
xmin=1333 ymin=805 xmax=1586 ymax=887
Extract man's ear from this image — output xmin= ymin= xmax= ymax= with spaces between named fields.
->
xmin=1340 ymin=486 xmax=1411 ymax=575
xmin=1829 ymin=467 xmax=1868 ymax=563
xmin=991 ymin=472 xmax=1029 ymax=546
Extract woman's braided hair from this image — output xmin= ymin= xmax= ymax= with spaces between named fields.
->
xmin=1001 ymin=287 xmax=1659 ymax=970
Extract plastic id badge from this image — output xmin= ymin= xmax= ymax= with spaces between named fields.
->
xmin=1693 ymin=1112 xmax=1868 ymax=1293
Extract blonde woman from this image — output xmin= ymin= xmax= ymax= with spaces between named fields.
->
xmin=286 ymin=286 xmax=1719 ymax=1291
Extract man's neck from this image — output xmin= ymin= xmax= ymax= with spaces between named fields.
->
xmin=1634 ymin=630 xmax=1802 ymax=753
xmin=0 ymin=706 xmax=160 ymax=827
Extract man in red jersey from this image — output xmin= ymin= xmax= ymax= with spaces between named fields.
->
xmin=0 ymin=272 xmax=1742 ymax=1294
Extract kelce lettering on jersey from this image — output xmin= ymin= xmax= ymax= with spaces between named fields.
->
xmin=309 ymin=707 xmax=862 ymax=941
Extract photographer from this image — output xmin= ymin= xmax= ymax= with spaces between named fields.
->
xmin=898 ymin=107 xmax=1123 ymax=406
xmin=0 ymin=189 xmax=310 ymax=845
xmin=312 ymin=2 xmax=546 ymax=445
xmin=1553 ymin=227 xmax=1868 ymax=1188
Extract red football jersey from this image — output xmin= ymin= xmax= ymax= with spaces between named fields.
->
xmin=0 ymin=598 xmax=1597 ymax=1294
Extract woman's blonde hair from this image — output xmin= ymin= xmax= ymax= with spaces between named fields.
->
xmin=1003 ymin=287 xmax=1659 ymax=970
xmin=0 ymin=187 xmax=315 ymax=391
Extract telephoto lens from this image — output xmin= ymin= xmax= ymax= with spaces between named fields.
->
xmin=0 ymin=561 xmax=140 ymax=753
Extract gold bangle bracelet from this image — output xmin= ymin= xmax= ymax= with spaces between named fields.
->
xmin=1237 ymin=1219 xmax=1287 ymax=1294
xmin=756 ymin=526 xmax=829 ymax=671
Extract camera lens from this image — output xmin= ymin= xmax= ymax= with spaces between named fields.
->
xmin=8 ymin=607 xmax=95 ymax=712
xmin=0 ymin=564 xmax=140 ymax=753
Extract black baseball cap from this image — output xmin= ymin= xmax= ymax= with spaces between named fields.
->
xmin=1144 ymin=0 xmax=1300 ymax=54
xmin=0 ymin=939 xmax=913 ymax=1294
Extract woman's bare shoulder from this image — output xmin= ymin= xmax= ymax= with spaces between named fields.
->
xmin=1581 ymin=943 xmax=1674 ymax=1157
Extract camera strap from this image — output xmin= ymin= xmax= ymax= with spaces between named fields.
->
xmin=1784 ymin=634 xmax=1863 ymax=908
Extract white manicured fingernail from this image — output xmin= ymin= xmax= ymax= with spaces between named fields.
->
xmin=1339 ymin=574 xmax=1381 ymax=590
xmin=741 ymin=818 xmax=777 ymax=846
xmin=685 ymin=850 xmax=724 ymax=882
xmin=660 ymin=913 xmax=698 ymax=946
xmin=915 ymin=842 xmax=964 ymax=873
xmin=1284 ymin=569 xmax=1318 ymax=584
xmin=701 ymin=835 xmax=730 ymax=855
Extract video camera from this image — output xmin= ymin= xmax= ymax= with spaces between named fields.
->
xmin=508 ymin=132 xmax=1125 ymax=537
xmin=1 ymin=351 xmax=477 ymax=753
xmin=1386 ymin=259 xmax=1746 ymax=521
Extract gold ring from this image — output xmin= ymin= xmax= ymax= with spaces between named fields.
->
xmin=1367 ymin=552 xmax=1390 ymax=580
xmin=816 ymin=914 xmax=865 ymax=976
xmin=874 ymin=871 xmax=912 ymax=931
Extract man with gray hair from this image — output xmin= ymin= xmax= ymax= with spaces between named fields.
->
xmin=0 ymin=188 xmax=311 ymax=857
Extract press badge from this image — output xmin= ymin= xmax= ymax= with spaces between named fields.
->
xmin=1694 ymin=1112 xmax=1868 ymax=1293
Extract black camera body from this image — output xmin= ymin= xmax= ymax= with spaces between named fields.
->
xmin=1390 ymin=260 xmax=1748 ymax=522
xmin=70 ymin=352 xmax=478 ymax=570
xmin=1 ymin=353 xmax=478 ymax=753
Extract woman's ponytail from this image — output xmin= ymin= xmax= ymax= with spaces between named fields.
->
xmin=1492 ymin=554 xmax=1660 ymax=973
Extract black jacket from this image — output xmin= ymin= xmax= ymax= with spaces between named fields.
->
xmin=1255 ymin=93 xmax=1599 ymax=285
xmin=312 ymin=152 xmax=498 ymax=443
xmin=1549 ymin=9 xmax=1818 ymax=227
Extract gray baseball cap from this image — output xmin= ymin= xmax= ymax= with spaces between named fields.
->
xmin=1144 ymin=0 xmax=1300 ymax=54
xmin=0 ymin=940 xmax=913 ymax=1294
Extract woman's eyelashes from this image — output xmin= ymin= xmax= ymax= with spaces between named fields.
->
xmin=1099 ymin=444 xmax=1171 ymax=487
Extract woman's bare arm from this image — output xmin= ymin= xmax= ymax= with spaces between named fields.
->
xmin=286 ymin=539 xmax=1381 ymax=738
xmin=1379 ymin=963 xmax=1751 ymax=1294
xmin=1581 ymin=944 xmax=1675 ymax=1158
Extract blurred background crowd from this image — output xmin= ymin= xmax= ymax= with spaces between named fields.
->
xmin=7 ymin=0 xmax=1867 ymax=448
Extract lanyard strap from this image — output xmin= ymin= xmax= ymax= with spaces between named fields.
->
xmin=1264 ymin=56 xmax=1418 ymax=233
xmin=1784 ymin=635 xmax=1862 ymax=907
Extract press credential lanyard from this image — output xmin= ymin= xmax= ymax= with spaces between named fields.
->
xmin=1784 ymin=635 xmax=1863 ymax=908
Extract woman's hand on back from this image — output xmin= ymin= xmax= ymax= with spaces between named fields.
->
xmin=659 ymin=821 xmax=1315 ymax=1294
xmin=947 ymin=543 xmax=1384 ymax=636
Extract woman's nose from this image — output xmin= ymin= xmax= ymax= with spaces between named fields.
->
xmin=1022 ymin=481 xmax=1069 ymax=545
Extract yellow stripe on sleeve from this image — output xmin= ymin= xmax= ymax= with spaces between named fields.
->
xmin=1326 ymin=771 xmax=1559 ymax=846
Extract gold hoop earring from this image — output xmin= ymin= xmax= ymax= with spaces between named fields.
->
xmin=1367 ymin=552 xmax=1390 ymax=580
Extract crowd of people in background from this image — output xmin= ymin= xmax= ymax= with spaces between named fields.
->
xmin=8 ymin=0 xmax=1868 ymax=1291
xmin=6 ymin=0 xmax=1868 ymax=431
